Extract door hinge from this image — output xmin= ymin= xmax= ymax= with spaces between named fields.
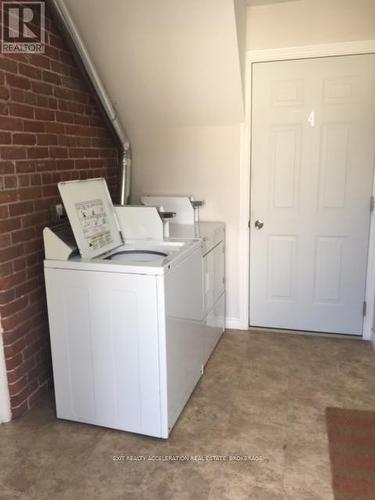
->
xmin=371 ymin=195 xmax=374 ymax=213
xmin=248 ymin=220 xmax=250 ymax=228
xmin=363 ymin=301 xmax=367 ymax=317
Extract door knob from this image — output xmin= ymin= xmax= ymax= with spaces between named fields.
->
xmin=255 ymin=220 xmax=264 ymax=230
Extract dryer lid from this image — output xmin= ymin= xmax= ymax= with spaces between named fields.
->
xmin=58 ymin=178 xmax=123 ymax=259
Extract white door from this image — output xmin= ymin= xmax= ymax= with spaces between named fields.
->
xmin=250 ymin=55 xmax=375 ymax=335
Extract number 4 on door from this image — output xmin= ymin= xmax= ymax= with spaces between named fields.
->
xmin=308 ymin=111 xmax=315 ymax=127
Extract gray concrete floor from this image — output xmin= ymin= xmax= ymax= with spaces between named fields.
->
xmin=1 ymin=330 xmax=375 ymax=500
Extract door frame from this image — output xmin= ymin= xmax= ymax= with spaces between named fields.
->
xmin=239 ymin=39 xmax=375 ymax=340
xmin=0 ymin=330 xmax=11 ymax=423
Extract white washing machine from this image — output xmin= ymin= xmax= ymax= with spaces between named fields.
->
xmin=44 ymin=178 xmax=203 ymax=438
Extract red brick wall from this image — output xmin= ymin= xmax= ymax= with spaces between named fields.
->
xmin=0 ymin=4 xmax=119 ymax=417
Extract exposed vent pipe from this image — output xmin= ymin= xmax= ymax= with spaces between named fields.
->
xmin=50 ymin=0 xmax=131 ymax=205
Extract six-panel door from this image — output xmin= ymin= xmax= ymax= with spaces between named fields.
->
xmin=250 ymin=55 xmax=375 ymax=335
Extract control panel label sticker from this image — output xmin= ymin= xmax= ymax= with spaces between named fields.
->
xmin=75 ymin=198 xmax=113 ymax=251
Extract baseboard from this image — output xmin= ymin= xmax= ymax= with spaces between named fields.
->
xmin=0 ymin=335 xmax=11 ymax=424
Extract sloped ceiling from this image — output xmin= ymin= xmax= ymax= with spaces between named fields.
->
xmin=59 ymin=0 xmax=245 ymax=133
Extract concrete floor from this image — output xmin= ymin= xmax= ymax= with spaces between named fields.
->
xmin=1 ymin=330 xmax=375 ymax=500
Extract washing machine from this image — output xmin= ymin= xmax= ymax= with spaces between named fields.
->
xmin=43 ymin=178 xmax=203 ymax=438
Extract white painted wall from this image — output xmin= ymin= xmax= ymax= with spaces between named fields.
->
xmin=0 ymin=323 xmax=11 ymax=423
xmin=131 ymin=125 xmax=242 ymax=324
xmin=247 ymin=0 xmax=375 ymax=50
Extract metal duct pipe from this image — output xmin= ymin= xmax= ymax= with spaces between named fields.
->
xmin=119 ymin=145 xmax=132 ymax=206
xmin=50 ymin=0 xmax=131 ymax=205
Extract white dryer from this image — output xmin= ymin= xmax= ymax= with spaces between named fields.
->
xmin=139 ymin=195 xmax=225 ymax=366
xmin=168 ymin=221 xmax=226 ymax=365
xmin=44 ymin=179 xmax=203 ymax=438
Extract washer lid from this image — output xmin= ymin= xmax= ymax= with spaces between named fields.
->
xmin=58 ymin=178 xmax=123 ymax=259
